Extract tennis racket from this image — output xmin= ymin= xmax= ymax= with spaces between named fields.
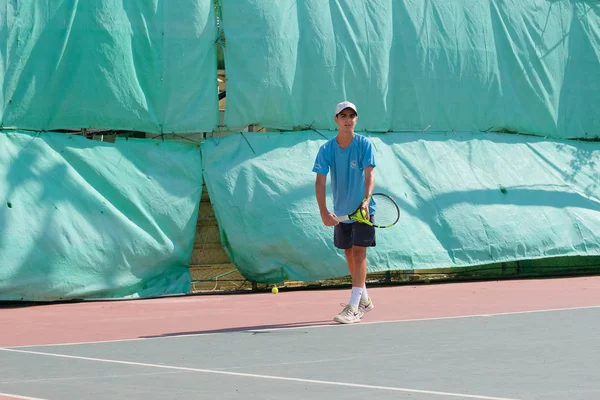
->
xmin=335 ymin=193 xmax=400 ymax=228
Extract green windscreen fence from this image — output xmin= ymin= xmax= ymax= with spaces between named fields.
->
xmin=202 ymin=131 xmax=600 ymax=284
xmin=0 ymin=131 xmax=202 ymax=301
xmin=2 ymin=1 xmax=600 ymax=298
xmin=3 ymin=1 xmax=598 ymax=137
xmin=0 ymin=0 xmax=218 ymax=133
xmin=221 ymin=0 xmax=600 ymax=139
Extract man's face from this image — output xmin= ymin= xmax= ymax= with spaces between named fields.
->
xmin=334 ymin=108 xmax=358 ymax=133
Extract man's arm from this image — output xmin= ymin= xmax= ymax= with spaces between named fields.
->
xmin=363 ymin=165 xmax=375 ymax=199
xmin=315 ymin=174 xmax=339 ymax=226
xmin=361 ymin=166 xmax=375 ymax=215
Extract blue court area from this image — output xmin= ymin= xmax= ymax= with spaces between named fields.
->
xmin=2 ymin=306 xmax=599 ymax=400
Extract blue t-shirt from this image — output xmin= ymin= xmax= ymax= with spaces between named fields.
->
xmin=312 ymin=134 xmax=376 ymax=221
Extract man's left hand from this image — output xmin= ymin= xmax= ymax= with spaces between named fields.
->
xmin=360 ymin=199 xmax=370 ymax=221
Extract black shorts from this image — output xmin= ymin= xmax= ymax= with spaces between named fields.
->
xmin=334 ymin=216 xmax=376 ymax=249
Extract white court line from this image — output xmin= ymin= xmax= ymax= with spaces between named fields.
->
xmin=0 ymin=392 xmax=47 ymax=400
xmin=4 ymin=304 xmax=600 ymax=350
xmin=0 ymin=348 xmax=519 ymax=400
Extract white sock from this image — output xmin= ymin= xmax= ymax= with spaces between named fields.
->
xmin=349 ymin=287 xmax=363 ymax=310
xmin=361 ymin=285 xmax=369 ymax=301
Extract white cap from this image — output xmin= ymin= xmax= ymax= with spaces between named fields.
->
xmin=335 ymin=101 xmax=357 ymax=116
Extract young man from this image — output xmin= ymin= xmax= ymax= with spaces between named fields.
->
xmin=313 ymin=101 xmax=376 ymax=324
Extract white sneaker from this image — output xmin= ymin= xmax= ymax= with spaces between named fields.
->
xmin=359 ymin=298 xmax=375 ymax=317
xmin=333 ymin=304 xmax=362 ymax=324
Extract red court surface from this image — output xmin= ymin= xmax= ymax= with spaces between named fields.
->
xmin=2 ymin=275 xmax=600 ymax=348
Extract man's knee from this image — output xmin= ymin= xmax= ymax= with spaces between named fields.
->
xmin=352 ymin=245 xmax=367 ymax=258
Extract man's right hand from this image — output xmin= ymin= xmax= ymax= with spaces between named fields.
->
xmin=320 ymin=211 xmax=339 ymax=227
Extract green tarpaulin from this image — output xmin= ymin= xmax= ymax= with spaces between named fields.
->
xmin=2 ymin=0 xmax=600 ymax=298
xmin=0 ymin=131 xmax=202 ymax=301
xmin=1 ymin=0 xmax=218 ymax=133
xmin=222 ymin=0 xmax=600 ymax=139
xmin=202 ymin=130 xmax=600 ymax=283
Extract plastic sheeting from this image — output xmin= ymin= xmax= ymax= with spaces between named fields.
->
xmin=202 ymin=131 xmax=600 ymax=283
xmin=221 ymin=0 xmax=600 ymax=139
xmin=0 ymin=131 xmax=202 ymax=301
xmin=0 ymin=0 xmax=218 ymax=133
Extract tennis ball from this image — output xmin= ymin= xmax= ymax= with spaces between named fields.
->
xmin=360 ymin=209 xmax=368 ymax=218
xmin=271 ymin=287 xmax=279 ymax=294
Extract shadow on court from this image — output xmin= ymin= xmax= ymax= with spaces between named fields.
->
xmin=139 ymin=319 xmax=333 ymax=338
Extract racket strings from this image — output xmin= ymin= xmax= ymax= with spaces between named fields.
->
xmin=372 ymin=195 xmax=399 ymax=226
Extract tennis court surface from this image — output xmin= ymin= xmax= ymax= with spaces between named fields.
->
xmin=2 ymin=276 xmax=600 ymax=400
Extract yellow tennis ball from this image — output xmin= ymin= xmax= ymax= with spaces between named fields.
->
xmin=271 ymin=287 xmax=279 ymax=294
xmin=361 ymin=209 xmax=368 ymax=218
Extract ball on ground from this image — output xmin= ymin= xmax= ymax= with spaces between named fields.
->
xmin=271 ymin=287 xmax=279 ymax=294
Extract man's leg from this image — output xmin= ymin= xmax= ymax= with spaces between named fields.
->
xmin=351 ymin=246 xmax=367 ymax=288
xmin=344 ymin=246 xmax=367 ymax=313
xmin=333 ymin=225 xmax=362 ymax=324
xmin=352 ymin=219 xmax=376 ymax=314
xmin=344 ymin=248 xmax=370 ymax=305
xmin=344 ymin=248 xmax=354 ymax=276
